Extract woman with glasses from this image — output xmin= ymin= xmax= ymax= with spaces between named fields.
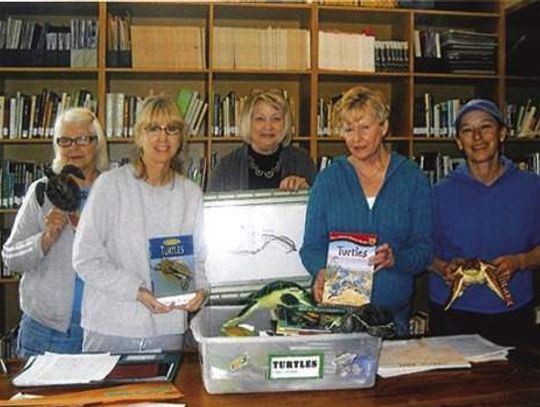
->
xmin=300 ymin=86 xmax=432 ymax=337
xmin=207 ymin=88 xmax=317 ymax=192
xmin=73 ymin=96 xmax=208 ymax=353
xmin=428 ymin=99 xmax=540 ymax=346
xmin=2 ymin=108 xmax=109 ymax=358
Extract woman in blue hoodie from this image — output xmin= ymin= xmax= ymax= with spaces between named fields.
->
xmin=429 ymin=99 xmax=540 ymax=345
xmin=300 ymin=86 xmax=433 ymax=337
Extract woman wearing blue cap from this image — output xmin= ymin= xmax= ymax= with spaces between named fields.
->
xmin=428 ymin=98 xmax=540 ymax=345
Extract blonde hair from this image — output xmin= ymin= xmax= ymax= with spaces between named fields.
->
xmin=238 ymin=88 xmax=293 ymax=147
xmin=133 ymin=96 xmax=185 ymax=179
xmin=52 ymin=107 xmax=109 ymax=174
xmin=333 ymin=86 xmax=390 ymax=135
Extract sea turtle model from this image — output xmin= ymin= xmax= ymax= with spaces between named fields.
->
xmin=444 ymin=258 xmax=514 ymax=311
xmin=36 ymin=165 xmax=85 ymax=212
xmin=221 ymin=280 xmax=314 ymax=332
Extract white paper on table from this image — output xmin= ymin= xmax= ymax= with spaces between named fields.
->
xmin=422 ymin=334 xmax=513 ymax=362
xmin=12 ymin=352 xmax=120 ymax=387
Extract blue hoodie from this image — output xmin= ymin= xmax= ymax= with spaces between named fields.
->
xmin=429 ymin=157 xmax=540 ymax=313
xmin=300 ymin=152 xmax=433 ymax=313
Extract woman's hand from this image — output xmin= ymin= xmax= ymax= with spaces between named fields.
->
xmin=312 ymin=269 xmax=326 ymax=303
xmin=137 ymin=287 xmax=174 ymax=314
xmin=431 ymin=257 xmax=465 ymax=285
xmin=41 ymin=207 xmax=69 ymax=253
xmin=175 ymin=289 xmax=208 ymax=312
xmin=279 ymin=175 xmax=309 ymax=191
xmin=492 ymin=255 xmax=522 ymax=285
xmin=371 ymin=243 xmax=395 ymax=272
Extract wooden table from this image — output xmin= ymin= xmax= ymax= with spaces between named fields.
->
xmin=1 ymin=351 xmax=540 ymax=406
xmin=176 ymin=351 xmax=540 ymax=407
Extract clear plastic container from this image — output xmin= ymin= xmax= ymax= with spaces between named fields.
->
xmin=190 ymin=305 xmax=381 ymax=394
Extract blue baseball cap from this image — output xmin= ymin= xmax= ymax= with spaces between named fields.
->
xmin=454 ymin=99 xmax=507 ymax=130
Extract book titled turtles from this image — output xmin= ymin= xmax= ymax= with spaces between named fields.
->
xmin=149 ymin=235 xmax=196 ymax=306
xmin=322 ymin=232 xmax=378 ymax=307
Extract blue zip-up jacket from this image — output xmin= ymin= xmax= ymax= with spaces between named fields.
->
xmin=300 ymin=152 xmax=433 ymax=311
xmin=429 ymin=157 xmax=540 ymax=313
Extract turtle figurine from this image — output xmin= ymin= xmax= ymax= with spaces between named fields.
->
xmin=444 ymin=258 xmax=514 ymax=311
xmin=36 ymin=165 xmax=85 ymax=212
xmin=221 ymin=280 xmax=314 ymax=335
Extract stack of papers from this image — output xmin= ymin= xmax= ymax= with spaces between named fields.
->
xmin=378 ymin=334 xmax=513 ymax=378
xmin=426 ymin=334 xmax=513 ymax=363
xmin=12 ymin=352 xmax=120 ymax=387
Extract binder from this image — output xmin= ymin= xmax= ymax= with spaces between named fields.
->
xmin=11 ymin=352 xmax=181 ymax=388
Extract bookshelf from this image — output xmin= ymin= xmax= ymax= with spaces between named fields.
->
xmin=1 ymin=0 xmax=539 ymax=336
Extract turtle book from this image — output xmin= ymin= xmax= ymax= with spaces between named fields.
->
xmin=149 ymin=235 xmax=196 ymax=306
xmin=322 ymin=232 xmax=378 ymax=307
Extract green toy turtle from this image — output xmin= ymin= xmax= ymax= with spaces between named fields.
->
xmin=221 ymin=280 xmax=314 ymax=334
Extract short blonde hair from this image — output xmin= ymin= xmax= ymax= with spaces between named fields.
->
xmin=333 ymin=86 xmax=390 ymax=135
xmin=133 ymin=96 xmax=185 ymax=179
xmin=238 ymin=88 xmax=293 ymax=147
xmin=52 ymin=107 xmax=109 ymax=174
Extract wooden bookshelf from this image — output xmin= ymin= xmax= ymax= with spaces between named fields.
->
xmin=1 ymin=0 xmax=540 ymax=334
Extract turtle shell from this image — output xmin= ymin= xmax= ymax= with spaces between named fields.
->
xmin=244 ymin=280 xmax=307 ymax=302
xmin=36 ymin=165 xmax=85 ymax=212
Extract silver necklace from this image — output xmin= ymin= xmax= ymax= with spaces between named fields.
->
xmin=248 ymin=154 xmax=282 ymax=179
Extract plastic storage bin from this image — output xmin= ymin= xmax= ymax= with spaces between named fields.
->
xmin=190 ymin=306 xmax=381 ymax=394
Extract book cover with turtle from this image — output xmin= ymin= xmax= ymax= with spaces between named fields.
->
xmin=322 ymin=232 xmax=377 ymax=307
xmin=149 ymin=235 xmax=196 ymax=306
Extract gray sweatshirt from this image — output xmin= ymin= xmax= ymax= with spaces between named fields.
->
xmin=73 ymin=165 xmax=207 ymax=337
xmin=2 ymin=178 xmax=77 ymax=333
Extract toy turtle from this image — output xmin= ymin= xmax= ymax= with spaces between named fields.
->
xmin=221 ymin=280 xmax=314 ymax=333
xmin=36 ymin=165 xmax=85 ymax=212
xmin=444 ymin=258 xmax=514 ymax=311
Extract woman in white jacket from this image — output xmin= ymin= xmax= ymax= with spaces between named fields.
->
xmin=2 ymin=108 xmax=109 ymax=358
xmin=73 ymin=96 xmax=208 ymax=353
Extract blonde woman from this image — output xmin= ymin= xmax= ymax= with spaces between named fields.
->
xmin=300 ymin=86 xmax=432 ymax=337
xmin=2 ymin=108 xmax=109 ymax=357
xmin=73 ymin=97 xmax=207 ymax=353
xmin=207 ymin=88 xmax=316 ymax=192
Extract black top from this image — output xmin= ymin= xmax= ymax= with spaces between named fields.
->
xmin=247 ymin=145 xmax=282 ymax=189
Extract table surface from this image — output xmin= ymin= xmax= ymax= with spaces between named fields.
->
xmin=176 ymin=351 xmax=540 ymax=407
xmin=1 ymin=350 xmax=540 ymax=406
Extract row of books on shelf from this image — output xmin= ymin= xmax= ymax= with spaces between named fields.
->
xmin=415 ymin=152 xmax=465 ymax=184
xmin=107 ymin=13 xmax=131 ymax=67
xmin=0 ymin=17 xmax=98 ymax=67
xmin=507 ymin=101 xmax=540 ymax=139
xmin=213 ymin=26 xmax=310 ymax=71
xmin=320 ymin=31 xmax=408 ymax=73
xmin=131 ymin=25 xmax=206 ymax=70
xmin=413 ymin=94 xmax=461 ymax=138
xmin=414 ymin=28 xmax=497 ymax=74
xmin=105 ymin=90 xmax=208 ymax=139
xmin=414 ymin=94 xmax=540 ymax=139
xmin=0 ymin=155 xmax=209 ymax=211
xmin=0 ymin=161 xmax=46 ymax=210
xmin=0 ymin=90 xmax=96 ymax=140
xmin=314 ymin=0 xmax=398 ymax=7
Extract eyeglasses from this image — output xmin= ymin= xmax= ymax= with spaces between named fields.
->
xmin=144 ymin=124 xmax=182 ymax=138
xmin=56 ymin=136 xmax=97 ymax=147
